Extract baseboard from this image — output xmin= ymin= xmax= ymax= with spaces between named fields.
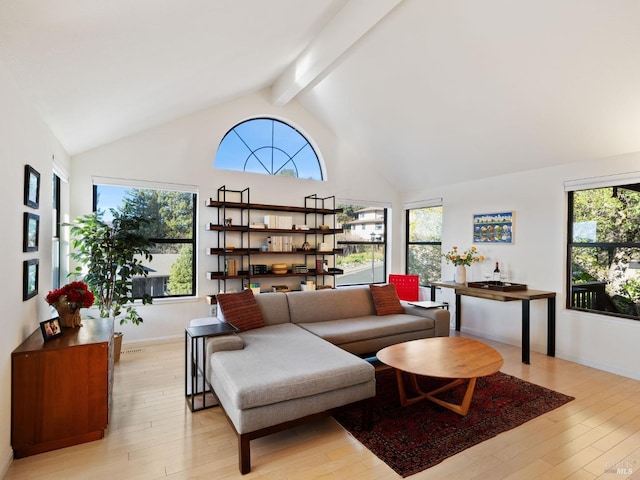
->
xmin=0 ymin=445 xmax=13 ymax=479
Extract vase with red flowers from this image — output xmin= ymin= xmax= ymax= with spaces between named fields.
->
xmin=46 ymin=281 xmax=95 ymax=327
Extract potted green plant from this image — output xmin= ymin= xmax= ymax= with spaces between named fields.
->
xmin=69 ymin=207 xmax=154 ymax=358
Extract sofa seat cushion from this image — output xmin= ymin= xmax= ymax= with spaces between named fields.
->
xmin=209 ymin=323 xmax=373 ymax=411
xmin=297 ymin=313 xmax=435 ymax=346
xmin=286 ymin=288 xmax=376 ymax=323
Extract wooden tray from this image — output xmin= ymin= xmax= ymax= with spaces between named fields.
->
xmin=467 ymin=281 xmax=527 ymax=291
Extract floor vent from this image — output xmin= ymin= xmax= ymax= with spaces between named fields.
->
xmin=121 ymin=348 xmax=144 ymax=355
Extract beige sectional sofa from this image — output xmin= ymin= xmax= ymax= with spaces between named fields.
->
xmin=205 ymin=286 xmax=450 ymax=474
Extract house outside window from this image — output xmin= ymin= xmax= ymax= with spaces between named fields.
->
xmin=567 ymin=183 xmax=640 ymax=320
xmin=406 ymin=205 xmax=442 ymax=285
xmin=336 ymin=204 xmax=388 ymax=285
xmin=94 ymin=182 xmax=197 ymax=298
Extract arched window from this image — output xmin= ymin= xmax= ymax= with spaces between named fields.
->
xmin=215 ymin=118 xmax=323 ymax=180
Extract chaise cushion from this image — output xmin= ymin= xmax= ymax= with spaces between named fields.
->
xmin=210 ymin=323 xmax=373 ymax=410
xmin=369 ymin=283 xmax=404 ymax=315
xmin=216 ymin=289 xmax=265 ymax=331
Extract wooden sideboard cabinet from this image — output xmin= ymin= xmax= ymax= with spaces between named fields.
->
xmin=11 ymin=318 xmax=114 ymax=458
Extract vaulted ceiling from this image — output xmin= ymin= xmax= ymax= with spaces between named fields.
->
xmin=1 ymin=0 xmax=639 ymax=191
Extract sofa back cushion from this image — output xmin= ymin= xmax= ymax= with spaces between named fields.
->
xmin=286 ymin=287 xmax=376 ymax=324
xmin=254 ymin=292 xmax=291 ymax=325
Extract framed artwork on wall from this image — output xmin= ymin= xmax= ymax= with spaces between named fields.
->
xmin=24 ymin=164 xmax=40 ymax=209
xmin=23 ymin=259 xmax=39 ymax=300
xmin=23 ymin=212 xmax=39 ymax=252
xmin=473 ymin=211 xmax=515 ymax=244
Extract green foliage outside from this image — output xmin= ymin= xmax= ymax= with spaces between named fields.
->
xmin=168 ymin=244 xmax=193 ymax=295
xmin=336 ymin=249 xmax=384 ymax=268
xmin=94 ymin=186 xmax=195 ymax=298
xmin=121 ymin=189 xmax=194 ymax=253
xmin=407 ymin=207 xmax=442 ymax=285
xmin=572 ymin=187 xmax=640 ymax=316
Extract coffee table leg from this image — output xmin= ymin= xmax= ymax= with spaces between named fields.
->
xmin=424 ymin=377 xmax=476 ymax=416
xmin=394 ymin=370 xmax=477 ymax=416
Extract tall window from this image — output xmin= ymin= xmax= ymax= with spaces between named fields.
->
xmin=94 ymin=182 xmax=197 ymax=298
xmin=52 ymin=173 xmax=61 ymax=289
xmin=215 ymin=118 xmax=323 ymax=180
xmin=406 ymin=206 xmax=442 ymax=285
xmin=568 ymin=184 xmax=640 ymax=320
xmin=336 ymin=204 xmax=387 ymax=285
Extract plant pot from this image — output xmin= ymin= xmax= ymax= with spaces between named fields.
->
xmin=113 ymin=332 xmax=123 ymax=362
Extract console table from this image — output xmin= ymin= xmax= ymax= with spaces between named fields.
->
xmin=430 ymin=281 xmax=556 ymax=364
xmin=185 ymin=321 xmax=238 ymax=411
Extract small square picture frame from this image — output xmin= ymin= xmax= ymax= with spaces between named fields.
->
xmin=24 ymin=164 xmax=40 ymax=209
xmin=23 ymin=259 xmax=39 ymax=301
xmin=40 ymin=317 xmax=63 ymax=341
xmin=23 ymin=212 xmax=39 ymax=252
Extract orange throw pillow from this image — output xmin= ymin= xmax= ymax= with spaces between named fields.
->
xmin=216 ymin=289 xmax=265 ymax=331
xmin=369 ymin=283 xmax=404 ymax=315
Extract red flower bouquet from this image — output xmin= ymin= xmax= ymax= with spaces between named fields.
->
xmin=46 ymin=281 xmax=95 ymax=327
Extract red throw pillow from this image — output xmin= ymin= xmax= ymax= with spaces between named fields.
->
xmin=216 ymin=289 xmax=265 ymax=331
xmin=370 ymin=283 xmax=405 ymax=315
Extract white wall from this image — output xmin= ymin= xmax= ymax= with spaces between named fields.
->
xmin=404 ymin=153 xmax=640 ymax=380
xmin=0 ymin=60 xmax=71 ymax=475
xmin=71 ymin=89 xmax=401 ymax=343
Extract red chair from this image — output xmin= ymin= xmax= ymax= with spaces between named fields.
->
xmin=388 ymin=274 xmax=419 ymax=301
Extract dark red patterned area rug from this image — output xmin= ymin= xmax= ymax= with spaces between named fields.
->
xmin=334 ymin=368 xmax=574 ymax=478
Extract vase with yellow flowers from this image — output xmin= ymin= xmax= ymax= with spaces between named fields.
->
xmin=443 ymin=246 xmax=484 ymax=284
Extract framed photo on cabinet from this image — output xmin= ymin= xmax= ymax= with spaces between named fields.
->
xmin=40 ymin=317 xmax=63 ymax=341
xmin=24 ymin=165 xmax=40 ymax=209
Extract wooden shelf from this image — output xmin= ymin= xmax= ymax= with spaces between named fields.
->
xmin=206 ymin=224 xmax=342 ymax=234
xmin=207 ymin=248 xmax=341 ymax=255
xmin=206 ymin=270 xmax=342 ymax=280
xmin=206 ymin=199 xmax=341 ymax=215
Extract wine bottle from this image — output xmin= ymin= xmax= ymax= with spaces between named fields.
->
xmin=493 ymin=262 xmax=501 ymax=284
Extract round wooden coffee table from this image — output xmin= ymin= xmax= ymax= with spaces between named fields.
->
xmin=377 ymin=337 xmax=504 ymax=415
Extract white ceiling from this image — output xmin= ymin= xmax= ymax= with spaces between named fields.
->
xmin=1 ymin=0 xmax=640 ymax=191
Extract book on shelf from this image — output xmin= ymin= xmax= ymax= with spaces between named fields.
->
xmin=271 ymin=285 xmax=290 ymax=292
xmin=264 ymin=215 xmax=293 ymax=229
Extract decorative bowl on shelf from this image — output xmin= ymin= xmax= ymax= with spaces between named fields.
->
xmin=271 ymin=263 xmax=288 ymax=274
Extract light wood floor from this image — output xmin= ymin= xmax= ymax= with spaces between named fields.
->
xmin=4 ymin=332 xmax=640 ymax=480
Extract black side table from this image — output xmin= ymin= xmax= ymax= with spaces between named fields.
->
xmin=185 ymin=322 xmax=238 ymax=411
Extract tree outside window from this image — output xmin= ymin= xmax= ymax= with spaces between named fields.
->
xmin=406 ymin=206 xmax=442 ymax=285
xmin=568 ymin=185 xmax=640 ymax=319
xmin=94 ymin=184 xmax=197 ymax=298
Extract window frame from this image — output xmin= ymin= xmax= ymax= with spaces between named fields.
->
xmin=215 ymin=117 xmax=324 ymax=180
xmin=405 ymin=204 xmax=443 ymax=285
xmin=566 ymin=183 xmax=640 ymax=320
xmin=336 ymin=204 xmax=388 ymax=286
xmin=92 ymin=180 xmax=198 ymax=300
